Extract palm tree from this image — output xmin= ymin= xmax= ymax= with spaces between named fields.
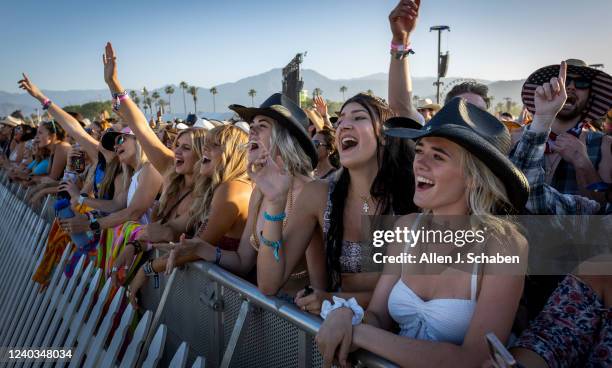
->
xmin=179 ymin=81 xmax=188 ymax=114
xmin=133 ymin=96 xmax=141 ymax=109
xmin=248 ymin=89 xmax=257 ymax=106
xmin=188 ymin=86 xmax=199 ymax=113
xmin=210 ymin=87 xmax=218 ymax=112
xmin=312 ymin=88 xmax=322 ymax=100
xmin=151 ymin=91 xmax=160 ymax=113
xmin=141 ymin=87 xmax=150 ymax=115
xmin=129 ymin=90 xmax=138 ymax=101
xmin=164 ymin=86 xmax=175 ymax=113
xmin=158 ymin=99 xmax=168 ymax=115
xmin=145 ymin=97 xmax=153 ymax=115
xmin=339 ymin=86 xmax=348 ymax=101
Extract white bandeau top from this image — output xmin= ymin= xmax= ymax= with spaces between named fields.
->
xmin=387 ymin=214 xmax=478 ymax=345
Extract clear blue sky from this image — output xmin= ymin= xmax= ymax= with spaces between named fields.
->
xmin=2 ymin=0 xmax=611 ymax=92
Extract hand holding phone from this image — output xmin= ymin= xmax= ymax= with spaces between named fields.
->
xmin=486 ymin=333 xmax=518 ymax=368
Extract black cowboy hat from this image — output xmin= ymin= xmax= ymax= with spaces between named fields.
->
xmin=384 ymin=116 xmax=422 ymax=130
xmin=229 ymin=93 xmax=318 ymax=168
xmin=384 ymin=97 xmax=529 ymax=212
xmin=522 ymin=59 xmax=612 ymax=123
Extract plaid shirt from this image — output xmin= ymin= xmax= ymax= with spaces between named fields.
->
xmin=510 ymin=130 xmax=600 ymax=215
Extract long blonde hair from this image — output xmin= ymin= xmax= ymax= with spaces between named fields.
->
xmin=156 ymin=128 xmax=207 ymax=220
xmin=269 ymin=120 xmax=313 ymax=177
xmin=121 ymin=136 xmax=151 ymax=190
xmin=459 ymin=146 xmax=515 ymax=235
xmin=188 ymin=125 xmax=249 ymax=229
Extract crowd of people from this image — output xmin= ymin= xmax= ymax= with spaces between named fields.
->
xmin=0 ymin=1 xmax=610 ymax=367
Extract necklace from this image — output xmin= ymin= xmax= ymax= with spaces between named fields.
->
xmin=359 ymin=194 xmax=371 ymax=214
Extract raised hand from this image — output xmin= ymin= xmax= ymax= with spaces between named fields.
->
xmin=314 ymin=96 xmax=328 ymax=118
xmin=103 ymin=42 xmax=123 ymax=93
xmin=534 ymin=61 xmax=567 ymax=120
xmin=18 ymin=73 xmax=47 ymax=103
xmin=247 ymin=143 xmax=292 ymax=205
xmin=389 ymin=0 xmax=421 ymax=46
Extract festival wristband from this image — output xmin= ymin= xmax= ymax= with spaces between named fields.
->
xmin=42 ymin=98 xmax=52 ymax=110
xmin=391 ymin=48 xmax=415 ymax=60
xmin=390 ymin=41 xmax=411 ymax=52
xmin=263 ymin=211 xmax=286 ymax=222
xmin=320 ymin=296 xmax=364 ymax=325
xmin=112 ymin=90 xmax=129 ymax=112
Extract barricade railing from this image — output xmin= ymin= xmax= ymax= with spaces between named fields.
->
xmin=0 ymin=178 xmax=395 ymax=368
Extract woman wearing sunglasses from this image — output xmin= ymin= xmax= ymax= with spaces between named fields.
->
xmin=18 ymin=74 xmax=122 ymax=203
xmin=313 ymin=128 xmax=338 ymax=180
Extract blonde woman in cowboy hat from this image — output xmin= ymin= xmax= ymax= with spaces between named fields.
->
xmin=315 ymin=97 xmax=529 ymax=368
xmin=157 ymin=92 xmax=327 ymax=299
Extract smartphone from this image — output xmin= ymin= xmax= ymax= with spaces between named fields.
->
xmin=486 ymin=333 xmax=518 ymax=368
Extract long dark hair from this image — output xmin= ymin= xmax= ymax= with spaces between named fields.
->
xmin=371 ymin=134 xmax=417 ymax=216
xmin=325 ymin=93 xmax=397 ymax=291
xmin=41 ymin=121 xmax=66 ymax=140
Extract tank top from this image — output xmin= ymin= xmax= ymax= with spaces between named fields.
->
xmin=128 ymin=166 xmax=152 ymax=224
xmin=387 ymin=214 xmax=478 ymax=345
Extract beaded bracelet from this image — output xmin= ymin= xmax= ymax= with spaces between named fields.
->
xmin=42 ymin=98 xmax=52 ymax=110
xmin=259 ymin=231 xmax=281 ymax=261
xmin=263 ymin=211 xmax=286 ymax=222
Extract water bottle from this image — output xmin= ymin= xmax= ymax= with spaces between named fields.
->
xmin=54 ymin=198 xmax=94 ymax=248
xmin=57 ymin=171 xmax=78 ymax=201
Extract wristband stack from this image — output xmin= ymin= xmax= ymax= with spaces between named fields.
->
xmin=112 ymin=90 xmax=129 ymax=112
xmin=41 ymin=98 xmax=52 ymax=110
xmin=143 ymin=260 xmax=160 ymax=289
xmin=390 ymin=42 xmax=415 ymax=60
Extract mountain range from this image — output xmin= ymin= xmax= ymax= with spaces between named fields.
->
xmin=0 ymin=68 xmax=526 ymax=117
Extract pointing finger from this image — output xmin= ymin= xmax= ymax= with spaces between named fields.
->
xmin=558 ymin=61 xmax=567 ymax=85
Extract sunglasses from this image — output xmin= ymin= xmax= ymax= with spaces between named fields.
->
xmin=566 ymin=76 xmax=591 ymax=90
xmin=114 ymin=134 xmax=127 ymax=148
xmin=312 ymin=139 xmax=327 ymax=149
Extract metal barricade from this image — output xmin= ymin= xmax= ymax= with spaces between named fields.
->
xmin=0 ymin=180 xmax=395 ymax=368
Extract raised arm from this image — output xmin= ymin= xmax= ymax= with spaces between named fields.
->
xmin=387 ymin=0 xmax=423 ymax=123
xmin=103 ymin=42 xmax=175 ymax=174
xmin=18 ymin=74 xmax=100 ymax=160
